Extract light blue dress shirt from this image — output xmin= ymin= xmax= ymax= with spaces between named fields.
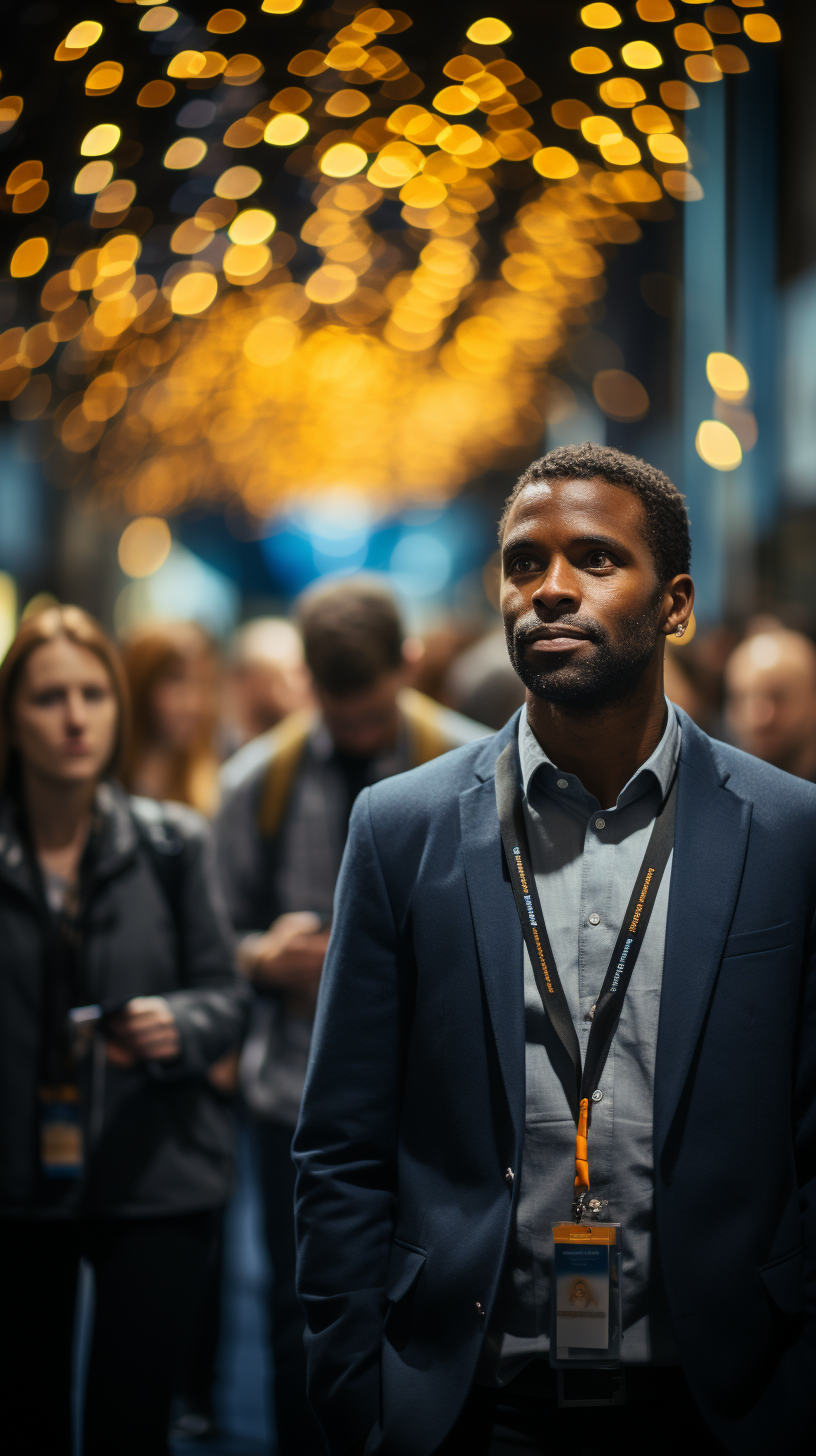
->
xmin=489 ymin=701 xmax=681 ymax=1379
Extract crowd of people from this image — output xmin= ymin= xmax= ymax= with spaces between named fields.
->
xmin=1 ymin=529 xmax=815 ymax=1455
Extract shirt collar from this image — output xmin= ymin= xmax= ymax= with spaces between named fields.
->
xmin=518 ymin=698 xmax=681 ymax=812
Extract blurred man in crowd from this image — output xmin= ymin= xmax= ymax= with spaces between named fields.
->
xmin=221 ymin=617 xmax=312 ymax=759
xmin=725 ymin=628 xmax=816 ymax=780
xmin=215 ymin=578 xmax=487 ymax=1456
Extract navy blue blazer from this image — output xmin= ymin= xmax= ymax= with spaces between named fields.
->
xmin=294 ymin=710 xmax=816 ymax=1456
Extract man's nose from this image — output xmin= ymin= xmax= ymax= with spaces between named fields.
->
xmin=530 ymin=555 xmax=580 ymax=614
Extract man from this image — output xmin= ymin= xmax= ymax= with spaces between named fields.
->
xmin=725 ymin=628 xmax=816 ymax=780
xmin=221 ymin=616 xmax=313 ymax=757
xmin=294 ymin=444 xmax=816 ymax=1456
xmin=215 ymin=578 xmax=487 ymax=1456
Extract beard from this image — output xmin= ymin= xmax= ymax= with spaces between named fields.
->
xmin=505 ymin=600 xmax=663 ymax=711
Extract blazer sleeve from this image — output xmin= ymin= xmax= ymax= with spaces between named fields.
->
xmin=157 ymin=813 xmax=252 ymax=1078
xmin=293 ymin=787 xmax=405 ymax=1454
xmin=796 ymin=907 xmax=816 ymax=1346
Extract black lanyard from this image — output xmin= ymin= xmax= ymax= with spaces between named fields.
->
xmin=495 ymin=737 xmax=677 ymax=1220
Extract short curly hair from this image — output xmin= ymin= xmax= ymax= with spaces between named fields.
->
xmin=498 ymin=443 xmax=691 ymax=585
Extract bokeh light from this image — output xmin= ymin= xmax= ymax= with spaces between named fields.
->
xmin=706 ymin=351 xmax=750 ymax=401
xmin=118 ymin=516 xmax=172 ymax=578
xmin=80 ymin=124 xmax=121 ymax=157
xmin=696 ymin=420 xmax=743 ymax=470
xmin=0 ymin=0 xmax=773 ymax=527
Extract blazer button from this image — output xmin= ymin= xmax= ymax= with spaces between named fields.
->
xmin=505 ymin=1168 xmax=514 ymax=1185
xmin=475 ymin=1302 xmax=485 ymax=1318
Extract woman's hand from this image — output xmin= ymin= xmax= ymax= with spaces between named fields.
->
xmin=106 ymin=996 xmax=181 ymax=1065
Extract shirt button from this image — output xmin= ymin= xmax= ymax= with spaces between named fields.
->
xmin=592 ymin=1089 xmax=604 ymax=1103
xmin=557 ymin=778 xmax=569 ymax=789
xmin=588 ymin=913 xmax=600 ymax=926
xmin=594 ymin=818 xmax=605 ymax=830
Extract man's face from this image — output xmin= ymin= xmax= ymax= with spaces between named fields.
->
xmin=318 ymin=670 xmax=404 ymax=757
xmin=500 ymin=477 xmax=670 ymax=709
xmin=725 ymin=633 xmax=816 ymax=770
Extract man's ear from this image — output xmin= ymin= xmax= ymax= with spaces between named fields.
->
xmin=662 ymin=574 xmax=695 ymax=637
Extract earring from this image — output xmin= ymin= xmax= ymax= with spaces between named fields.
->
xmin=675 ymin=623 xmax=686 ymax=637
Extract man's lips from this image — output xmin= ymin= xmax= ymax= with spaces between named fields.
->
xmin=521 ymin=628 xmax=592 ymax=653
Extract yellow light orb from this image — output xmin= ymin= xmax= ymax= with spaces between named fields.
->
xmin=621 ymin=40 xmax=663 ymax=68
xmin=433 ymin=85 xmax=480 ymax=115
xmin=10 ymin=238 xmax=49 ymax=278
xmin=164 ymin=137 xmax=208 ymax=169
xmin=581 ymin=115 xmax=622 ymax=143
xmin=264 ymin=112 xmax=309 ymax=145
xmin=532 ymin=146 xmax=579 ymax=179
xmin=228 ymin=208 xmax=277 ymax=245
xmin=80 ymin=124 xmax=121 ymax=157
xmin=65 ymin=21 xmax=103 ymax=49
xmin=170 ymin=271 xmax=218 ymax=315
xmin=86 ymin=61 xmax=124 ymax=94
xmin=118 ymin=517 xmax=172 ymax=578
xmin=695 ymin=420 xmax=742 ymax=470
xmin=261 ymin=0 xmax=303 ymax=11
xmin=139 ymin=7 xmax=179 ymax=32
xmin=320 ymin=143 xmax=368 ymax=178
xmin=465 ymin=18 xmax=512 ymax=44
xmin=223 ymin=243 xmax=272 ymax=280
xmin=74 ymin=160 xmax=114 ymax=194
xmin=581 ymin=4 xmax=622 ymax=27
xmin=648 ymin=133 xmax=688 ymax=164
xmin=599 ymin=78 xmax=646 ymax=108
xmin=706 ymin=351 xmax=749 ymax=402
xmin=215 ymin=166 xmax=262 ymax=199
xmin=631 ymin=104 xmax=672 ymax=134
xmin=743 ymin=14 xmax=781 ymax=44
xmin=571 ymin=47 xmax=613 ymax=73
xmin=600 ymin=136 xmax=641 ymax=165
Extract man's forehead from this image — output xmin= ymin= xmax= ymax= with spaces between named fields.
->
xmin=504 ymin=475 xmax=645 ymax=535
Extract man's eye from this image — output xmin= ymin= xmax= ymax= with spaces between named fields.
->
xmin=588 ymin=551 xmax=612 ymax=568
xmin=510 ymin=556 xmax=538 ymax=574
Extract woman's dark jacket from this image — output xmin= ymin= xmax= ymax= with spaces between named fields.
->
xmin=0 ymin=781 xmax=250 ymax=1219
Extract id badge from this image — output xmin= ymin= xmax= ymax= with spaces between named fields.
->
xmin=550 ymin=1222 xmax=621 ymax=1368
xmin=38 ymin=1085 xmax=84 ymax=1179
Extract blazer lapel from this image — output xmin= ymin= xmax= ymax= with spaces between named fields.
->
xmin=459 ymin=747 xmax=526 ymax=1148
xmin=654 ymin=714 xmax=752 ymax=1169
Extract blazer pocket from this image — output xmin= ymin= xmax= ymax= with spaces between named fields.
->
xmin=722 ymin=922 xmax=792 ymax=959
xmin=385 ymin=1238 xmax=427 ymax=1304
xmin=758 ymin=1247 xmax=805 ymax=1314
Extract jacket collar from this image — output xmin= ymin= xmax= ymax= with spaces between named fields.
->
xmin=654 ymin=708 xmax=752 ymax=1167
xmin=0 ymin=780 xmax=140 ymax=905
xmin=472 ymin=710 xmax=522 ymax=783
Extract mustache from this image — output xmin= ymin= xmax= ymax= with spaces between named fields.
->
xmin=512 ymin=612 xmax=606 ymax=646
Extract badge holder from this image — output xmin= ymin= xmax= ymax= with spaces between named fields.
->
xmin=550 ymin=1222 xmax=621 ymax=1374
xmin=38 ymin=1084 xmax=84 ymax=1179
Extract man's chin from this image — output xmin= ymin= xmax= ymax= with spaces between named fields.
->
xmin=519 ymin=666 xmax=608 ymax=706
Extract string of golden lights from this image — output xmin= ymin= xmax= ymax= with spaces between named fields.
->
xmin=0 ymin=1 xmax=781 ymax=520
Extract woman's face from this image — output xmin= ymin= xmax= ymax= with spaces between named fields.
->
xmin=150 ymin=651 xmax=216 ymax=752
xmin=12 ymin=637 xmax=118 ymax=788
